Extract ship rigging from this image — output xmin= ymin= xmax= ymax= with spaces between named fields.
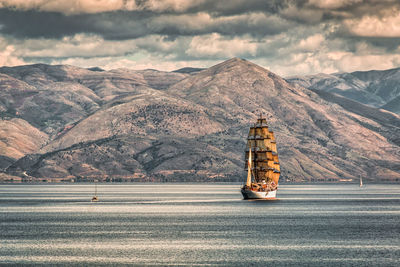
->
xmin=241 ymin=115 xmax=280 ymax=199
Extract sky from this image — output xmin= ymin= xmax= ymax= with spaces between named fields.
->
xmin=0 ymin=0 xmax=400 ymax=76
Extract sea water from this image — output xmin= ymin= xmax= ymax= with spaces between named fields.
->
xmin=0 ymin=183 xmax=399 ymax=266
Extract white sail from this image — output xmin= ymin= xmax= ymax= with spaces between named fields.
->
xmin=91 ymin=181 xmax=99 ymax=202
xmin=360 ymin=177 xmax=363 ymax=187
xmin=246 ymin=148 xmax=252 ymax=187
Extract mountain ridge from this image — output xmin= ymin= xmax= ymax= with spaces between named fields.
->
xmin=1 ymin=58 xmax=399 ymax=182
xmin=287 ymin=68 xmax=400 ymax=114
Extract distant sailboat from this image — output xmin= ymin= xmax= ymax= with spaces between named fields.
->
xmin=359 ymin=177 xmax=363 ymax=187
xmin=91 ymin=182 xmax=99 ymax=202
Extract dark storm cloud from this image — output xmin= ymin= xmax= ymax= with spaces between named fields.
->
xmin=182 ymin=0 xmax=285 ymax=16
xmin=340 ymin=36 xmax=400 ymax=52
xmin=0 ymin=9 xmax=158 ymax=39
xmin=0 ymin=7 xmax=292 ymax=40
xmin=0 ymin=1 xmax=335 ymax=41
xmin=1 ymin=0 xmax=399 ymax=41
xmin=0 ymin=9 xmax=87 ymax=38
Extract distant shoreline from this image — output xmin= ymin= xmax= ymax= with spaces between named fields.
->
xmin=1 ymin=181 xmax=398 ymax=185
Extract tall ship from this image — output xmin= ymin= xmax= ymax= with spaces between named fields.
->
xmin=241 ymin=115 xmax=280 ymax=199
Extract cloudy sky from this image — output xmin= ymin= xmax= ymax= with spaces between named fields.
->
xmin=0 ymin=0 xmax=400 ymax=76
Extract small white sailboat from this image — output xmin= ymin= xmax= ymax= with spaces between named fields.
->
xmin=359 ymin=177 xmax=363 ymax=187
xmin=91 ymin=182 xmax=99 ymax=202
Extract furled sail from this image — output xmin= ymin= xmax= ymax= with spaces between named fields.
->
xmin=246 ymin=147 xmax=252 ymax=187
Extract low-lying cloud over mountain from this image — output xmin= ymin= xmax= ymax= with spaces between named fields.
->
xmin=1 ymin=58 xmax=399 ymax=182
xmin=1 ymin=0 xmax=400 ymax=76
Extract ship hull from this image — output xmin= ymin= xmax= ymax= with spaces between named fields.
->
xmin=241 ymin=188 xmax=277 ymax=200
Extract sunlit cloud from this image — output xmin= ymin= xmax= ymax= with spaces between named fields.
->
xmin=0 ymin=37 xmax=27 ymax=66
xmin=344 ymin=13 xmax=400 ymax=37
xmin=307 ymin=0 xmax=363 ymax=9
xmin=0 ymin=0 xmax=206 ymax=15
xmin=186 ymin=33 xmax=257 ymax=59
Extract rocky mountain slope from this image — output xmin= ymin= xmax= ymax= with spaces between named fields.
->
xmin=287 ymin=68 xmax=400 ymax=114
xmin=1 ymin=59 xmax=399 ymax=182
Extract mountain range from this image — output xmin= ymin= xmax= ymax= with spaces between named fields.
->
xmin=1 ymin=58 xmax=399 ymax=182
xmin=287 ymin=68 xmax=400 ymax=114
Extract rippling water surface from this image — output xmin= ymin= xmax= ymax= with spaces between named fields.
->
xmin=1 ymin=183 xmax=400 ymax=266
